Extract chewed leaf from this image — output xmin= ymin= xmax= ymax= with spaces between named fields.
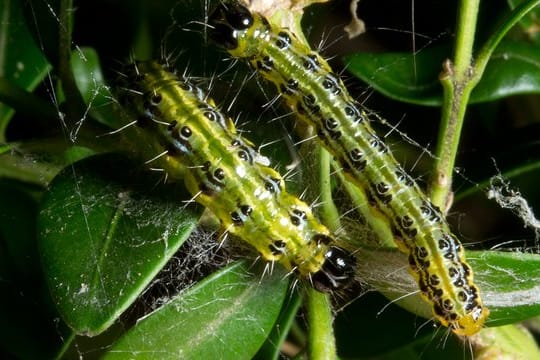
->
xmin=38 ymin=154 xmax=200 ymax=335
xmin=345 ymin=39 xmax=540 ymax=106
xmin=105 ymin=262 xmax=289 ymax=359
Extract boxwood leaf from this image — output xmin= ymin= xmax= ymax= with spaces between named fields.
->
xmin=345 ymin=40 xmax=540 ymax=106
xmin=38 ymin=154 xmax=200 ymax=335
xmin=105 ymin=262 xmax=289 ymax=359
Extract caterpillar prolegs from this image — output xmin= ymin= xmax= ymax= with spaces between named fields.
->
xmin=208 ymin=2 xmax=489 ymax=335
xmin=116 ymin=60 xmax=356 ymax=292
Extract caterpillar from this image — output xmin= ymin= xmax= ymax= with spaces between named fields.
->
xmin=208 ymin=2 xmax=489 ymax=336
xmin=115 ymin=60 xmax=356 ymax=292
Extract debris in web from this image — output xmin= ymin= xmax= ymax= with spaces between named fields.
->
xmin=487 ymin=174 xmax=540 ymax=242
xmin=344 ymin=0 xmax=366 ymax=39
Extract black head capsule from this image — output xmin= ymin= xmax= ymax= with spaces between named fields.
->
xmin=311 ymin=246 xmax=356 ymax=292
xmin=208 ymin=3 xmax=253 ymax=50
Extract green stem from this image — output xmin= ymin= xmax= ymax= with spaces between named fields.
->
xmin=430 ymin=0 xmax=480 ymax=209
xmin=0 ymin=149 xmax=60 ymax=186
xmin=474 ymin=0 xmax=540 ymax=84
xmin=319 ymin=147 xmax=341 ymax=232
xmin=306 ymin=288 xmax=337 ymax=360
xmin=430 ymin=0 xmax=540 ymax=208
xmin=452 ymin=0 xmax=480 ymax=77
xmin=429 ymin=0 xmax=540 ymax=354
xmin=336 ymin=168 xmax=396 ymax=248
xmin=308 ymin=148 xmax=339 ymax=358
xmin=256 ymin=293 xmax=303 ymax=359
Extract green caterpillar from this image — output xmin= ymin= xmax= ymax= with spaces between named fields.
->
xmin=209 ymin=2 xmax=488 ymax=336
xmin=116 ymin=60 xmax=356 ymax=292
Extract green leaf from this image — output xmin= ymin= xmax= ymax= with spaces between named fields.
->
xmin=476 ymin=325 xmax=540 ymax=359
xmin=472 ymin=39 xmax=540 ymax=103
xmin=38 ymin=154 xmax=201 ymax=336
xmin=0 ymin=140 xmax=101 ymax=187
xmin=105 ymin=261 xmax=289 ymax=359
xmin=20 ymin=0 xmax=61 ymax=66
xmin=472 ymin=250 xmax=540 ymax=326
xmin=344 ymin=40 xmax=540 ymax=106
xmin=0 ymin=0 xmax=51 ymax=140
xmin=356 ymin=247 xmax=540 ymax=327
xmin=344 ymin=45 xmax=448 ymax=106
xmin=71 ymin=47 xmax=121 ymax=129
xmin=508 ymin=0 xmax=540 ymax=43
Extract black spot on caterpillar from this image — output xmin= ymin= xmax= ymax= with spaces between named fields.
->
xmin=209 ymin=2 xmax=488 ymax=335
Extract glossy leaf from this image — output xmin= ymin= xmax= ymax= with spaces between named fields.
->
xmin=472 ymin=40 xmax=540 ymax=103
xmin=0 ymin=0 xmax=51 ymax=140
xmin=105 ymin=262 xmax=289 ymax=359
xmin=473 ymin=250 xmax=540 ymax=326
xmin=38 ymin=155 xmax=201 ymax=335
xmin=345 ymin=45 xmax=447 ymax=106
xmin=71 ymin=47 xmax=121 ymax=129
xmin=345 ymin=40 xmax=540 ymax=106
